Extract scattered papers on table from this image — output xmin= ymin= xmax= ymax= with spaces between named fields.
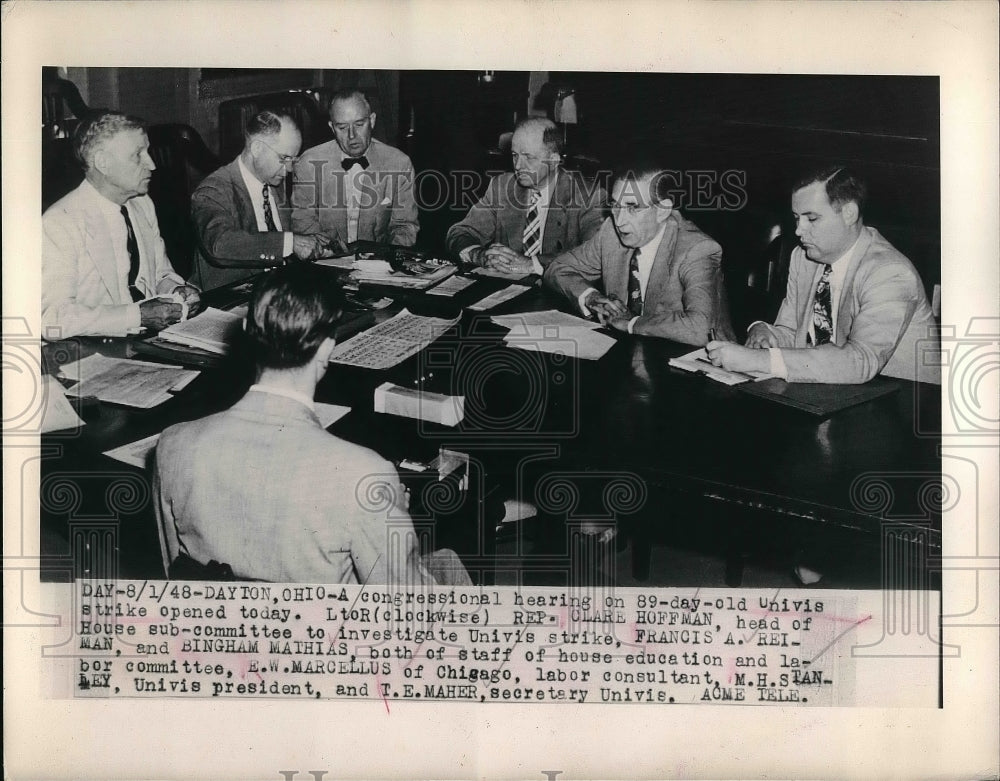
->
xmin=60 ymin=354 xmax=200 ymax=408
xmin=426 ymin=275 xmax=476 ymax=297
xmin=104 ymin=433 xmax=160 ymax=469
xmin=374 ymin=382 xmax=465 ymax=427
xmin=668 ymin=348 xmax=772 ymax=385
xmin=40 ymin=375 xmax=85 ymax=433
xmin=491 ymin=309 xmax=601 ymax=332
xmin=503 ymin=324 xmax=617 ymax=361
xmin=314 ymin=255 xmax=356 ymax=270
xmin=102 ymin=403 xmax=352 ymax=469
xmin=467 ymin=284 xmax=532 ymax=312
xmin=350 ymin=258 xmax=457 ymax=289
xmin=157 ymin=307 xmax=243 ymax=355
xmin=329 ymin=308 xmax=460 ymax=370
xmin=469 ymin=266 xmax=533 ymax=281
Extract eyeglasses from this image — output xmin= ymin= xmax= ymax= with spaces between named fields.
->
xmin=258 ymin=139 xmax=300 ymax=165
xmin=612 ymin=202 xmax=655 ymax=216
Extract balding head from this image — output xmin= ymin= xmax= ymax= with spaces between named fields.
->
xmin=511 ymin=117 xmax=562 ymax=190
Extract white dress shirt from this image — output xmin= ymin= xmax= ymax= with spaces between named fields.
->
xmin=238 ymin=157 xmax=293 ymax=257
xmin=765 ymin=233 xmax=863 ymax=378
xmin=578 ymin=223 xmax=667 ymax=333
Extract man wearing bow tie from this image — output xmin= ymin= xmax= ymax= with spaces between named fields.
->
xmin=42 ymin=111 xmax=201 ymax=338
xmin=291 ymin=90 xmax=419 ymax=248
xmin=445 ymin=117 xmax=606 ymax=275
xmin=191 ymin=111 xmax=326 ymax=291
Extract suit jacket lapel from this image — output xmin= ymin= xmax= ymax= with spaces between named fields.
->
xmin=642 ymin=217 xmax=679 ymax=310
xmin=502 ymin=177 xmax=526 ymax=249
xmin=541 ymin=171 xmax=569 ymax=256
xmin=85 ymin=206 xmax=123 ymax=300
xmin=835 ymin=228 xmax=873 ymax=343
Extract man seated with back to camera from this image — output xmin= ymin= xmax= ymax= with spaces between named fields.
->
xmin=154 ymin=265 xmax=470 ymax=585
xmin=706 ymin=165 xmax=940 ymax=384
xmin=544 ymin=163 xmax=735 ymax=345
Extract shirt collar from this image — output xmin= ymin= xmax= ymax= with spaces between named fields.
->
xmin=248 ymin=383 xmax=316 ymax=412
xmin=238 ymin=155 xmax=266 ymax=193
xmin=638 ymin=223 xmax=668 ymax=260
xmin=829 ymin=232 xmax=863 ymax=268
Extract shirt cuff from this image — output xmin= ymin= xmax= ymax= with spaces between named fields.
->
xmin=768 ymin=347 xmax=789 ymax=380
xmin=283 ymin=232 xmax=294 ymax=257
xmin=627 ymin=317 xmax=639 ymax=334
xmin=126 ymin=302 xmax=142 ymax=333
xmin=530 ymin=256 xmax=544 ymax=275
xmin=578 ymin=287 xmax=598 ymax=316
xmin=459 ymin=245 xmax=479 ymax=265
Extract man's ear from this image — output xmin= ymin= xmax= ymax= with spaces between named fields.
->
xmin=315 ymin=336 xmax=337 ymax=364
xmin=369 ymin=112 xmax=377 ymax=132
xmin=840 ymin=200 xmax=860 ymax=227
xmin=91 ymin=148 xmax=109 ymax=176
xmin=654 ymin=197 xmax=674 ymax=223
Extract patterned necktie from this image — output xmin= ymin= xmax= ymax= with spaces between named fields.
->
xmin=811 ymin=263 xmax=834 ymax=346
xmin=120 ymin=205 xmax=143 ymax=302
xmin=341 ymin=156 xmax=370 ymax=170
xmin=262 ymin=185 xmax=278 ymax=231
xmin=522 ymin=189 xmax=542 ymax=259
xmin=627 ymin=247 xmax=643 ymax=317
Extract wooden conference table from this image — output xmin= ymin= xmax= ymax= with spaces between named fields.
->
xmin=38 ymin=268 xmax=942 ymax=587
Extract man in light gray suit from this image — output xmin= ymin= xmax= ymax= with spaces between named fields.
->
xmin=154 ymin=265 xmax=469 ymax=584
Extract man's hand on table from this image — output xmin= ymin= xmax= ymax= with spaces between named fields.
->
xmin=705 ymin=341 xmax=771 ymax=374
xmin=292 ymin=234 xmax=326 ymax=261
xmin=746 ymin=322 xmax=779 ymax=348
xmin=584 ymin=290 xmax=628 ymax=326
xmin=482 ymin=243 xmax=534 ymax=275
xmin=140 ymin=298 xmax=184 ymax=330
xmin=171 ymin=284 xmax=202 ymax=317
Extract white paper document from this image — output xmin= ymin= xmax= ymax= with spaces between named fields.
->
xmin=469 ymin=266 xmax=533 ymax=281
xmin=669 ymin=348 xmax=773 ymax=385
xmin=467 ymin=284 xmax=532 ymax=312
xmin=328 ymin=308 xmax=460 ymax=370
xmin=157 ymin=307 xmax=243 ymax=355
xmin=40 ymin=375 xmax=85 ymax=433
xmin=314 ymin=255 xmax=356 ymax=270
xmin=491 ymin=309 xmax=602 ymax=332
xmin=426 ymin=274 xmax=476 ymax=297
xmin=504 ymin=325 xmax=617 ymax=361
xmin=59 ymin=354 xmax=200 ymax=408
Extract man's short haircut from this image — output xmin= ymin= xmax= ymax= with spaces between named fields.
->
xmin=328 ymin=89 xmax=372 ymax=116
xmin=72 ymin=110 xmax=146 ymax=171
xmin=244 ymin=110 xmax=294 ymax=143
xmin=794 ymin=165 xmax=868 ymax=219
xmin=513 ymin=116 xmax=563 ymax=156
xmin=612 ymin=161 xmax=673 ymax=205
xmin=245 ymin=265 xmax=345 ymax=369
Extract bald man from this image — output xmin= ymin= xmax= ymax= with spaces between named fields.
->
xmin=191 ymin=111 xmax=325 ymax=291
xmin=446 ymin=117 xmax=606 ymax=275
xmin=291 ymin=89 xmax=419 ymax=248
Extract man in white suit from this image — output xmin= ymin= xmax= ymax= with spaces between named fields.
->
xmin=42 ymin=111 xmax=201 ymax=338
xmin=707 ymin=166 xmax=939 ymax=384
xmin=154 ymin=265 xmax=470 ymax=585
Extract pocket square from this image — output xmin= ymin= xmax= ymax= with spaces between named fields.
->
xmin=380 ymin=197 xmax=391 ymax=206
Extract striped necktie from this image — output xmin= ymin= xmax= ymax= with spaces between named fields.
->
xmin=262 ymin=185 xmax=278 ymax=231
xmin=627 ymin=248 xmax=643 ymax=317
xmin=522 ymin=189 xmax=542 ymax=258
xmin=810 ymin=264 xmax=834 ymax=346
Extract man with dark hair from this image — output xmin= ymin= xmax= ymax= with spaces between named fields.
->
xmin=42 ymin=110 xmax=201 ymax=337
xmin=707 ymin=165 xmax=940 ymax=383
xmin=446 ymin=116 xmax=606 ymax=275
xmin=291 ymin=90 xmax=418 ymax=248
xmin=544 ymin=165 xmax=735 ymax=345
xmin=191 ymin=111 xmax=326 ymax=291
xmin=154 ymin=265 xmax=469 ymax=585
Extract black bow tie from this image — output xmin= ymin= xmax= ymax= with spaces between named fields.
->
xmin=341 ymin=156 xmax=370 ymax=171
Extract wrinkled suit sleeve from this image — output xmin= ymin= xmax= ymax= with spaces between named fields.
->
xmin=387 ymin=157 xmax=419 ymax=246
xmin=445 ymin=176 xmax=504 ymax=258
xmin=191 ymin=178 xmax=286 ymax=267
xmin=543 ymin=219 xmax=612 ymax=304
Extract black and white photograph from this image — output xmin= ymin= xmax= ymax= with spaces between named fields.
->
xmin=4 ymin=2 xmax=998 ymax=780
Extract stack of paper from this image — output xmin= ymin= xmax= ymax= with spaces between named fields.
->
xmin=60 ymin=354 xmax=200 ymax=408
xmin=668 ymin=348 xmax=772 ymax=385
xmin=157 ymin=307 xmax=243 ymax=355
xmin=467 ymin=284 xmax=532 ymax=311
xmin=503 ymin=325 xmax=617 ymax=361
xmin=491 ymin=309 xmax=601 ymax=332
xmin=426 ymin=275 xmax=476 ymax=297
xmin=374 ymin=382 xmax=464 ymax=427
xmin=469 ymin=266 xmax=533 ymax=281
xmin=329 ymin=308 xmax=460 ymax=370
xmin=350 ymin=259 xmax=457 ymax=289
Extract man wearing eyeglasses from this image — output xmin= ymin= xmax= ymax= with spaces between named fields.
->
xmin=291 ymin=90 xmax=419 ymax=249
xmin=191 ymin=111 xmax=326 ymax=291
xmin=544 ymin=165 xmax=735 ymax=346
xmin=446 ymin=117 xmax=606 ymax=275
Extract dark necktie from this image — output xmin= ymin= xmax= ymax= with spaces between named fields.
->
xmin=342 ymin=156 xmax=370 ymax=171
xmin=810 ymin=263 xmax=834 ymax=346
xmin=522 ymin=189 xmax=542 ymax=258
xmin=627 ymin=247 xmax=643 ymax=317
xmin=120 ymin=205 xmax=143 ymax=302
xmin=262 ymin=185 xmax=278 ymax=231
